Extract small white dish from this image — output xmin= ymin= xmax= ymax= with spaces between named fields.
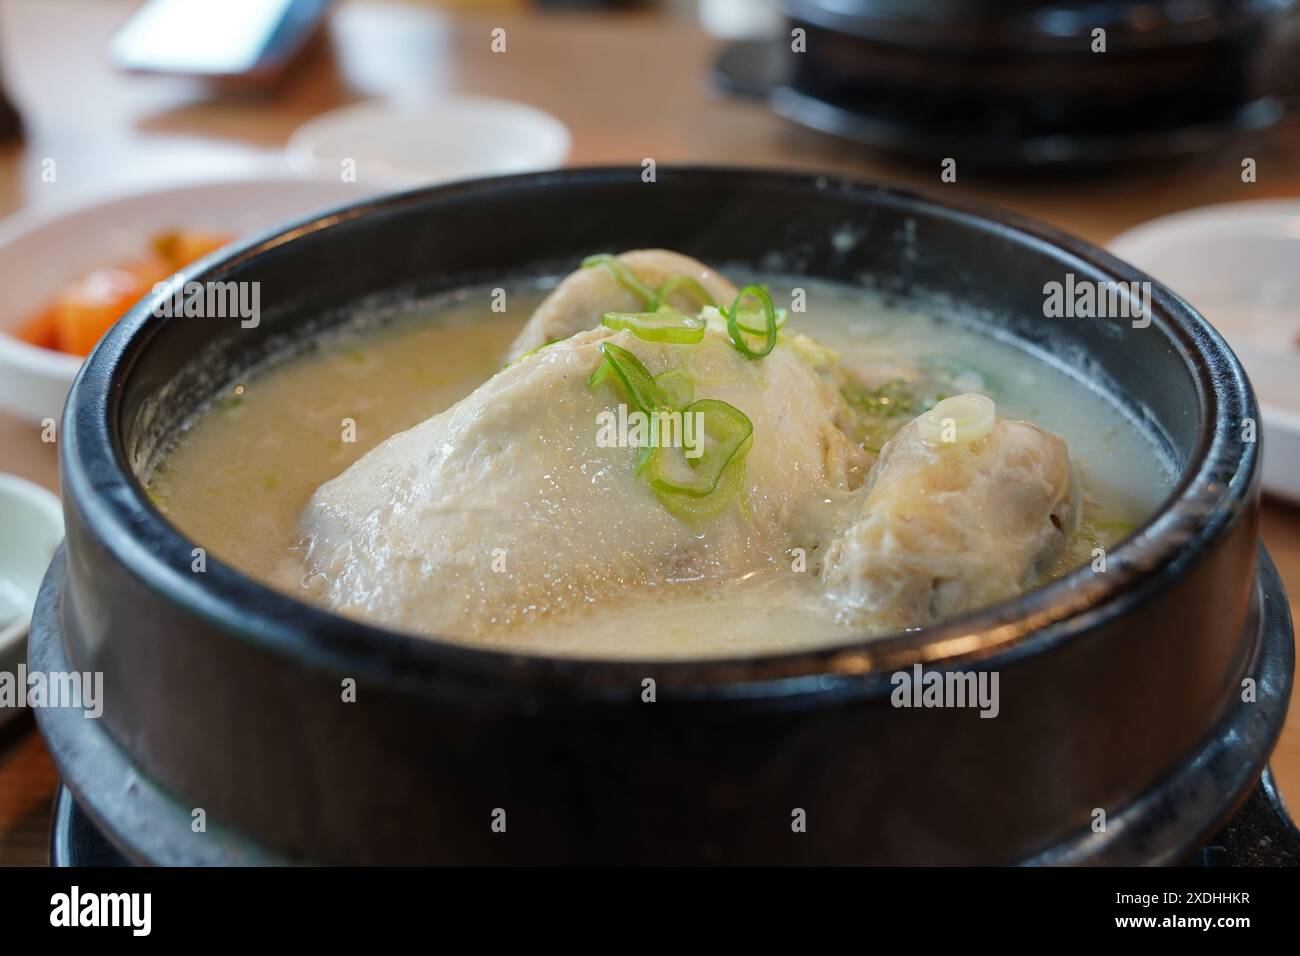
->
xmin=286 ymin=96 xmax=571 ymax=188
xmin=1109 ymin=200 xmax=1300 ymax=503
xmin=0 ymin=174 xmax=376 ymax=425
xmin=0 ymin=474 xmax=64 ymax=727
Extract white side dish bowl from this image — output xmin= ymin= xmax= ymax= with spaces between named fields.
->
xmin=0 ymin=474 xmax=64 ymax=727
xmin=285 ymin=96 xmax=571 ymax=187
xmin=0 ymin=175 xmax=374 ymax=425
xmin=1109 ymin=199 xmax=1300 ymax=502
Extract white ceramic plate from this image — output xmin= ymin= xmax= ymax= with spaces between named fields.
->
xmin=0 ymin=474 xmax=63 ymax=728
xmin=0 ymin=175 xmax=375 ymax=425
xmin=286 ymin=96 xmax=571 ymax=187
xmin=1109 ymin=200 xmax=1300 ymax=503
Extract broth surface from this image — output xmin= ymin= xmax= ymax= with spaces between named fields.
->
xmin=149 ymin=279 xmax=1173 ymax=658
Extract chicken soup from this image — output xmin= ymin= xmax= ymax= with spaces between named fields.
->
xmin=146 ymin=251 xmax=1173 ymax=659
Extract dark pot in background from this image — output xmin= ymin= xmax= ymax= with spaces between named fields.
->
xmin=716 ymin=0 xmax=1300 ymax=168
xmin=31 ymin=167 xmax=1294 ymax=864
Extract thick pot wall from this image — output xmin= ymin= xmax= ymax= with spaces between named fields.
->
xmin=54 ymin=486 xmax=1259 ymax=864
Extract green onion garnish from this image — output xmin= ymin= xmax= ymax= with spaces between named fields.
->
xmin=588 ymin=342 xmax=753 ymax=522
xmin=587 ymin=360 xmax=612 ymax=388
xmin=653 ymin=368 xmax=695 ymax=409
xmin=733 ymin=306 xmax=788 ymax=335
xmin=654 ymin=453 xmax=747 ymax=522
xmin=634 ymin=442 xmax=656 ymax=475
xmin=582 ymin=254 xmax=659 ymax=310
xmin=698 ymin=304 xmax=788 ymax=335
xmin=602 ymin=309 xmax=706 ymax=344
xmin=645 ymin=398 xmax=753 ymax=498
xmin=589 ymin=341 xmax=672 ymax=413
xmin=725 ymin=285 xmax=779 ymax=359
xmin=656 ymin=275 xmax=716 ymax=309
xmin=589 ymin=346 xmax=694 ymax=410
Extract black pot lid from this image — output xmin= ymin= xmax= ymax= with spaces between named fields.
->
xmin=712 ymin=37 xmax=1288 ymax=171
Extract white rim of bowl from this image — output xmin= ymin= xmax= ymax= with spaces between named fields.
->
xmin=1108 ymin=201 xmax=1300 ymax=446
xmin=0 ymin=171 xmax=369 ymax=378
xmin=0 ymin=474 xmax=64 ymax=651
xmin=284 ymin=95 xmax=572 ymax=181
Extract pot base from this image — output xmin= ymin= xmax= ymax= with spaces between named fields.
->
xmin=46 ymin=765 xmax=1300 ymax=867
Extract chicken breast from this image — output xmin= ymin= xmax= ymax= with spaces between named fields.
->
xmin=821 ymin=394 xmax=1078 ymax=629
xmin=299 ymin=325 xmax=868 ymax=638
xmin=506 ymin=249 xmax=738 ymax=361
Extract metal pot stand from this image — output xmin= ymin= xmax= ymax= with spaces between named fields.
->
xmin=48 ymin=771 xmax=1300 ymax=867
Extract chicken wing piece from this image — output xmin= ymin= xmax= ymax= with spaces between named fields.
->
xmin=822 ymin=393 xmax=1078 ymax=630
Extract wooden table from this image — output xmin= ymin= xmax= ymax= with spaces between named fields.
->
xmin=2 ymin=0 xmax=1298 ymax=866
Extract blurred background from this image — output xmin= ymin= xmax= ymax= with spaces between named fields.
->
xmin=2 ymin=0 xmax=1300 ymax=864
xmin=3 ymin=0 xmax=1300 ymax=224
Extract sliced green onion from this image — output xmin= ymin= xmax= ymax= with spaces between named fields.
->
xmin=582 ymin=254 xmax=658 ymax=310
xmin=725 ymin=285 xmax=779 ymax=359
xmin=602 ymin=309 xmax=706 ymax=344
xmin=590 ymin=341 xmax=672 ymax=413
xmin=589 ymin=343 xmax=752 ymax=522
xmin=654 ymin=454 xmax=747 ymax=522
xmin=657 ymin=275 xmax=716 ymax=309
xmin=589 ymin=343 xmax=694 ymax=411
xmin=698 ymin=304 xmax=788 ymax=335
xmin=645 ymin=398 xmax=753 ymax=498
xmin=734 ymin=307 xmax=787 ymax=335
xmin=654 ymin=368 xmax=695 ymax=410
xmin=587 ymin=359 xmax=613 ymax=388
xmin=917 ymin=393 xmax=995 ymax=445
xmin=634 ymin=442 xmax=656 ymax=475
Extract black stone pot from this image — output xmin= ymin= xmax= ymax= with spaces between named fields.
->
xmin=31 ymin=167 xmax=1295 ymax=864
xmin=713 ymin=0 xmax=1298 ymax=169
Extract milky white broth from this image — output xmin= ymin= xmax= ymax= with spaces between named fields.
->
xmin=146 ymin=278 xmax=1173 ymax=659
